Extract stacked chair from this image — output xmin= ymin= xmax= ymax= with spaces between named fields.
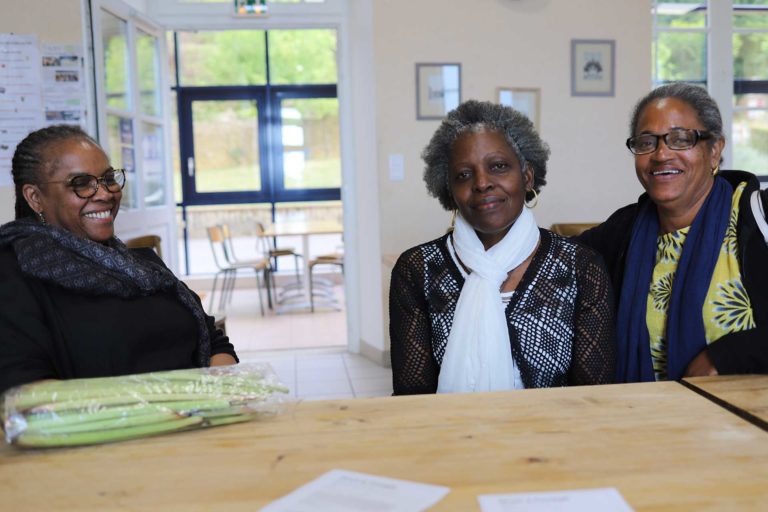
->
xmin=206 ymin=225 xmax=271 ymax=316
xmin=255 ymin=221 xmax=303 ymax=304
xmin=308 ymin=251 xmax=344 ymax=312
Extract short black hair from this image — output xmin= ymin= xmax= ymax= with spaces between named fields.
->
xmin=12 ymin=125 xmax=97 ymax=219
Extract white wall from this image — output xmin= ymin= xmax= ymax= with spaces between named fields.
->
xmin=374 ymin=0 xmax=651 ymax=257
xmin=372 ymin=0 xmax=651 ymax=354
xmin=373 ymin=0 xmax=651 ymax=348
xmin=0 ymin=0 xmax=84 ymax=222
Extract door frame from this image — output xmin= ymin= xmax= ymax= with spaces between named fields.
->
xmin=89 ymin=0 xmax=180 ymax=270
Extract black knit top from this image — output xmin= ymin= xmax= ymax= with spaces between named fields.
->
xmin=389 ymin=229 xmax=615 ymax=395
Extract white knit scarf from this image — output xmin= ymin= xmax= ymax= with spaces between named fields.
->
xmin=437 ymin=207 xmax=540 ymax=393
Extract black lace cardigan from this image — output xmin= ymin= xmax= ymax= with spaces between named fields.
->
xmin=389 ymin=229 xmax=615 ymax=395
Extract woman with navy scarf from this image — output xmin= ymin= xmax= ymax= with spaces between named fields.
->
xmin=578 ymin=83 xmax=768 ymax=382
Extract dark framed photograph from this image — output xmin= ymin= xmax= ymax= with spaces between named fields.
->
xmin=571 ymin=39 xmax=615 ymax=97
xmin=416 ymin=63 xmax=461 ymax=120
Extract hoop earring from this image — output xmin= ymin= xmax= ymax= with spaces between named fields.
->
xmin=450 ymin=209 xmax=458 ymax=229
xmin=712 ymin=164 xmax=720 ymax=176
xmin=525 ymin=189 xmax=539 ymax=209
xmin=37 ymin=211 xmax=46 ymax=225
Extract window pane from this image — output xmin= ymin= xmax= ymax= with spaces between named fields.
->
xmin=734 ymin=33 xmax=768 ymax=80
xmin=107 ymin=115 xmax=138 ymax=209
xmin=653 ymin=0 xmax=707 ymax=28
xmin=733 ymin=101 xmax=768 ymax=177
xmin=734 ymin=0 xmax=768 ymax=29
xmin=143 ymin=123 xmax=165 ymax=207
xmin=136 ymin=30 xmax=161 ymax=116
xmin=176 ymin=31 xmax=266 ymax=86
xmin=654 ymin=32 xmax=707 ymax=83
xmin=281 ymin=98 xmax=340 ymax=190
xmin=268 ymin=29 xmax=337 ymax=85
xmin=101 ymin=10 xmax=130 ymax=110
xmin=192 ymin=100 xmax=261 ymax=193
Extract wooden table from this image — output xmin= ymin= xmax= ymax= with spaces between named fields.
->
xmin=262 ymin=220 xmax=343 ymax=312
xmin=2 ymin=381 xmax=767 ymax=510
xmin=684 ymin=374 xmax=768 ymax=430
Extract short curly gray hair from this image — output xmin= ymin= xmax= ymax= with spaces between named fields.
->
xmin=422 ymin=99 xmax=550 ymax=211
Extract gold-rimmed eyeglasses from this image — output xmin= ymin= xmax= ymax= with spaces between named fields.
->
xmin=626 ymin=128 xmax=712 ymax=155
xmin=40 ymin=168 xmax=126 ymax=199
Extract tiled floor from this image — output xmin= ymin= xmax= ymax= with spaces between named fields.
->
xmin=221 ymin=285 xmax=393 ymax=400
xmin=239 ymin=348 xmax=393 ymax=400
xmin=220 ymin=286 xmax=347 ymax=352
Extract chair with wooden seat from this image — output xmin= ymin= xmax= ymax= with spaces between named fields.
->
xmin=308 ymin=252 xmax=344 ymax=312
xmin=255 ymin=221 xmax=302 ymax=284
xmin=125 ymin=234 xmax=163 ymax=258
xmin=549 ymin=223 xmax=600 ymax=237
xmin=220 ymin=223 xmax=277 ymax=309
xmin=206 ymin=225 xmax=270 ymax=316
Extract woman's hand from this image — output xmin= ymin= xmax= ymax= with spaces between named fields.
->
xmin=684 ymin=349 xmax=719 ymax=377
xmin=210 ymin=353 xmax=237 ymax=366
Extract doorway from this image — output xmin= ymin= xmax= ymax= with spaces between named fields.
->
xmin=170 ymin=30 xmax=341 ymax=274
xmin=171 ymin=29 xmax=346 ymax=351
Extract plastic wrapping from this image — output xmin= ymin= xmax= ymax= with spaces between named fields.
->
xmin=1 ymin=363 xmax=289 ymax=448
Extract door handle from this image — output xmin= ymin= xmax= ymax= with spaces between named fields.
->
xmin=187 ymin=157 xmax=195 ymax=178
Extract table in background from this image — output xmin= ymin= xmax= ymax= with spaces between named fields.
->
xmin=684 ymin=374 xmax=768 ymax=429
xmin=2 ymin=381 xmax=767 ymax=510
xmin=262 ymin=220 xmax=343 ymax=312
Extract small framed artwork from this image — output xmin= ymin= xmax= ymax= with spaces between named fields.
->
xmin=571 ymin=39 xmax=615 ymax=97
xmin=416 ymin=63 xmax=461 ymax=120
xmin=498 ymin=87 xmax=540 ymax=130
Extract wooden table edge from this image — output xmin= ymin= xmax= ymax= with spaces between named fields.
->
xmin=679 ymin=378 xmax=768 ymax=433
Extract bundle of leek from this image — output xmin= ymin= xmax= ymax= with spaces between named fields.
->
xmin=1 ymin=365 xmax=289 ymax=448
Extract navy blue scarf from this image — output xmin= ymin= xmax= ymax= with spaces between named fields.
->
xmin=616 ymin=177 xmax=733 ymax=382
xmin=0 ymin=218 xmax=211 ymax=366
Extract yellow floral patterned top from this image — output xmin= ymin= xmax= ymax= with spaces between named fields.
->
xmin=646 ymin=182 xmax=756 ymax=380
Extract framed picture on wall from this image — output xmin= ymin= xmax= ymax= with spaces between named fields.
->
xmin=497 ymin=87 xmax=540 ymax=130
xmin=416 ymin=63 xmax=461 ymax=120
xmin=571 ymin=39 xmax=615 ymax=97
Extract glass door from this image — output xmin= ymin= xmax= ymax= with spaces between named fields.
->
xmin=94 ymin=2 xmax=178 ymax=268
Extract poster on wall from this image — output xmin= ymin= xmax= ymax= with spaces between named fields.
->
xmin=41 ymin=43 xmax=86 ymax=128
xmin=0 ymin=33 xmax=43 ymax=186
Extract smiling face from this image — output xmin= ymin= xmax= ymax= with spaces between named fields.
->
xmin=449 ymin=129 xmax=532 ymax=249
xmin=633 ymin=98 xmax=724 ymax=225
xmin=23 ymin=137 xmax=121 ymax=243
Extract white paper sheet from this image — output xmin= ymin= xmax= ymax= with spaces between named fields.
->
xmin=478 ymin=487 xmax=633 ymax=512
xmin=261 ymin=469 xmax=450 ymax=512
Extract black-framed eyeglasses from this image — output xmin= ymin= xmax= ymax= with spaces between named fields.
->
xmin=626 ymin=128 xmax=712 ymax=155
xmin=41 ymin=168 xmax=126 ymax=199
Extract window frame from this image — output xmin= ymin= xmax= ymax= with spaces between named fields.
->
xmin=653 ymin=0 xmax=768 ymax=181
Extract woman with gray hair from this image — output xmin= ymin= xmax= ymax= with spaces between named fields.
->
xmin=578 ymin=83 xmax=768 ymax=382
xmin=389 ymin=100 xmax=615 ymax=395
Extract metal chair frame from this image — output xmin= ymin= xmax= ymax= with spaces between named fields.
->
xmin=206 ymin=225 xmax=270 ymax=316
xmin=308 ymin=253 xmax=344 ymax=312
xmin=255 ymin=221 xmax=302 ymax=284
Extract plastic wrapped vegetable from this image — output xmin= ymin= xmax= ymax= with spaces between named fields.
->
xmin=1 ymin=363 xmax=289 ymax=448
